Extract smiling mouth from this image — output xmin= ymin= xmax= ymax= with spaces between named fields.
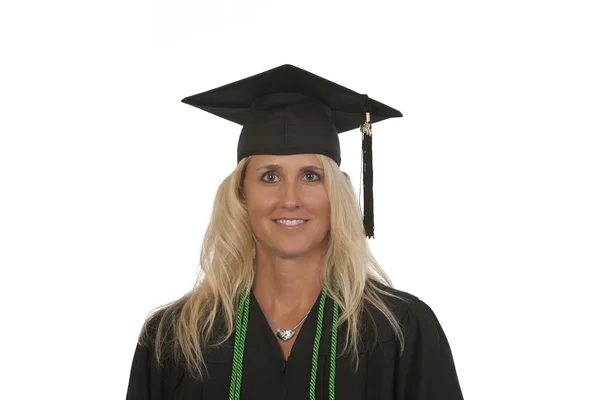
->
xmin=273 ymin=219 xmax=308 ymax=227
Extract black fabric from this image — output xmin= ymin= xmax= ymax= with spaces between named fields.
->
xmin=237 ymin=94 xmax=342 ymax=164
xmin=180 ymin=64 xmax=402 ymax=165
xmin=125 ymin=284 xmax=463 ymax=399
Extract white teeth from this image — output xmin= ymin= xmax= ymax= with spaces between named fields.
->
xmin=275 ymin=219 xmax=306 ymax=226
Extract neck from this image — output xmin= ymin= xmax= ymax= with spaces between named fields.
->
xmin=251 ymin=246 xmax=325 ymax=316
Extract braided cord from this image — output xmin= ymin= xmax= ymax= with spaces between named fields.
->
xmin=309 ymin=288 xmax=327 ymax=400
xmin=329 ymin=297 xmax=339 ymax=400
xmin=229 ymin=287 xmax=250 ymax=400
xmin=230 ymin=286 xmax=339 ymax=400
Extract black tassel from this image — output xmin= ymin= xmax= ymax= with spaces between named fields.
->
xmin=361 ymin=129 xmax=374 ymax=238
xmin=360 ymin=96 xmax=374 ymax=238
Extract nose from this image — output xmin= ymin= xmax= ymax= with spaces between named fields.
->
xmin=279 ymin=180 xmax=301 ymax=209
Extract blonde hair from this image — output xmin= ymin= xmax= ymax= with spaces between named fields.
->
xmin=138 ymin=154 xmax=406 ymax=379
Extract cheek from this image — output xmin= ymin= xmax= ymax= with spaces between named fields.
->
xmin=308 ymin=190 xmax=330 ymax=219
xmin=246 ymin=191 xmax=275 ymax=220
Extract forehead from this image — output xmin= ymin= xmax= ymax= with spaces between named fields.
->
xmin=248 ymin=154 xmax=323 ymax=169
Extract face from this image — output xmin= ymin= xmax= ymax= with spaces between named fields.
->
xmin=243 ymin=154 xmax=330 ymax=259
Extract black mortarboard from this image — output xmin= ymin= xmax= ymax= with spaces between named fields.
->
xmin=181 ymin=64 xmax=402 ymax=238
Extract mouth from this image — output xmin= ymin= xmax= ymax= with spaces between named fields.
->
xmin=272 ymin=219 xmax=309 ymax=228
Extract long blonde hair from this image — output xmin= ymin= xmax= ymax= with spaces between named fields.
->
xmin=138 ymin=154 xmax=406 ymax=379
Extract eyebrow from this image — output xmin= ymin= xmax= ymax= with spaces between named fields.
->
xmin=256 ymin=164 xmax=324 ymax=172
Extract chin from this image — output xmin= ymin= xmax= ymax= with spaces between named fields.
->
xmin=271 ymin=244 xmax=314 ymax=258
xmin=274 ymin=237 xmax=329 ymax=257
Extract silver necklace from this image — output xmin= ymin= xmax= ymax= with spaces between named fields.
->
xmin=257 ymin=302 xmax=311 ymax=341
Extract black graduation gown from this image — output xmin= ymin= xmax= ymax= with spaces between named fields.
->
xmin=126 ymin=286 xmax=463 ymax=399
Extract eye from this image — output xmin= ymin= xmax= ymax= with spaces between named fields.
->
xmin=303 ymin=171 xmax=321 ymax=182
xmin=261 ymin=171 xmax=279 ymax=183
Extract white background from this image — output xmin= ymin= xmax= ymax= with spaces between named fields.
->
xmin=1 ymin=0 xmax=599 ymax=399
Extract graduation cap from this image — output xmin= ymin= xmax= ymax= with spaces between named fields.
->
xmin=181 ymin=64 xmax=402 ymax=238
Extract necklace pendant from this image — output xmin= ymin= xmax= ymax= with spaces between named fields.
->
xmin=277 ymin=329 xmax=295 ymax=341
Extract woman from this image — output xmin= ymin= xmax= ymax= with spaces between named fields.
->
xmin=126 ymin=64 xmax=463 ymax=399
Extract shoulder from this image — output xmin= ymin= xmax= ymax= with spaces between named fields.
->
xmin=367 ymin=279 xmax=419 ymax=318
xmin=365 ymin=282 xmax=464 ymax=397
xmin=363 ymin=279 xmax=445 ymax=344
xmin=137 ymin=305 xmax=182 ymax=362
xmin=138 ymin=308 xmax=165 ymax=347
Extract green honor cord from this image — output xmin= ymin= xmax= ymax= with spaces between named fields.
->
xmin=229 ymin=287 xmax=339 ymax=400
xmin=229 ymin=287 xmax=250 ymax=400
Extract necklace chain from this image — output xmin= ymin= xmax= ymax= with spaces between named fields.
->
xmin=257 ymin=301 xmax=311 ymax=341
